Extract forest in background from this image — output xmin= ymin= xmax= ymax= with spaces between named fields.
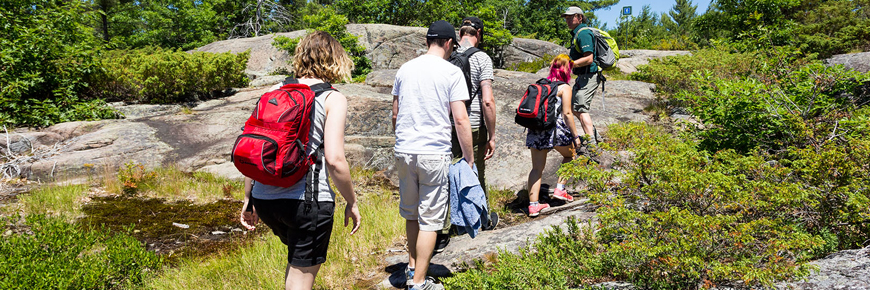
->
xmin=2 ymin=0 xmax=869 ymax=127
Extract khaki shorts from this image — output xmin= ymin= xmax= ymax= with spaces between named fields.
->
xmin=395 ymin=152 xmax=451 ymax=232
xmin=572 ymin=73 xmax=600 ymax=113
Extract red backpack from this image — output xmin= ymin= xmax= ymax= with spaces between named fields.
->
xmin=231 ymin=78 xmax=335 ymax=187
xmin=515 ymin=78 xmax=566 ymax=130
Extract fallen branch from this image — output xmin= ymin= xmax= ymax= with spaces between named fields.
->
xmin=1 ymin=126 xmax=78 ymax=179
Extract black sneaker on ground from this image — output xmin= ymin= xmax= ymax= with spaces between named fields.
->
xmin=433 ymin=232 xmax=450 ymax=254
xmin=482 ymin=211 xmax=499 ymax=231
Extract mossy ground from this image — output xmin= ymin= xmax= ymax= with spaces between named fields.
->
xmin=79 ymin=195 xmax=264 ymax=264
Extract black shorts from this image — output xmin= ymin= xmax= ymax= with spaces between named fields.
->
xmin=251 ymin=197 xmax=335 ymax=267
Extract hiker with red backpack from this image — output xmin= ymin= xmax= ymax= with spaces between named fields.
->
xmin=517 ymin=54 xmax=581 ymax=217
xmin=235 ymin=31 xmax=361 ymax=290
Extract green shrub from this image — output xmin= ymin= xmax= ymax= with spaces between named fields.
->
xmin=558 ymin=123 xmax=827 ymax=288
xmin=0 ymin=215 xmax=162 ymax=289
xmin=91 ymin=47 xmax=250 ymax=104
xmin=443 ymin=217 xmax=605 ymax=289
xmin=631 ymin=46 xmax=759 ymax=96
xmin=675 ymin=62 xmax=869 ymax=153
xmin=0 ymin=0 xmax=118 ymax=127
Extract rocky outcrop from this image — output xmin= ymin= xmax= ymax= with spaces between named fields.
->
xmin=346 ymin=24 xmax=428 ymax=70
xmin=776 ymin=247 xmax=870 ymax=290
xmin=616 ymin=49 xmax=691 ymax=74
xmin=501 ymin=38 xmax=569 ymax=67
xmin=194 ymin=31 xmax=306 ymax=76
xmin=194 ymin=24 xmax=570 ymax=77
xmin=15 ymin=66 xmax=658 ymax=190
xmin=826 ymin=52 xmax=870 ymax=73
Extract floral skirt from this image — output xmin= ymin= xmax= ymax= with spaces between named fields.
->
xmin=525 ymin=117 xmax=573 ymax=150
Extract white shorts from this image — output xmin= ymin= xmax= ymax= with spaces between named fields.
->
xmin=395 ymin=152 xmax=451 ymax=232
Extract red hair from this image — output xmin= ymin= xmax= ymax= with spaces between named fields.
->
xmin=547 ymin=54 xmax=572 ymax=83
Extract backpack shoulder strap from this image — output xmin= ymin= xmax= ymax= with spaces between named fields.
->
xmin=462 ymin=47 xmax=482 ymax=58
xmin=282 ymin=77 xmax=298 ymax=85
xmin=309 ymin=82 xmax=336 ymax=97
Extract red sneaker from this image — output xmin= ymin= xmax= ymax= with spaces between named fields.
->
xmin=552 ymin=188 xmax=574 ymax=202
xmin=528 ymin=203 xmax=550 ymax=217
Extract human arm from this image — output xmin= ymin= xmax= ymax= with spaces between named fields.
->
xmin=323 ymin=91 xmax=361 ymax=235
xmin=392 ymin=95 xmax=399 ymax=132
xmin=480 ymin=79 xmax=496 ymax=160
xmin=240 ymin=177 xmax=258 ymax=231
xmin=559 ymin=84 xmax=580 ymax=144
xmin=572 ymin=52 xmax=594 ymax=68
xmin=451 ymin=101 xmax=474 ymax=167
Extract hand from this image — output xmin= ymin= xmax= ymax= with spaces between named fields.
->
xmin=484 ymin=139 xmax=495 ymax=160
xmin=344 ymin=202 xmax=361 ymax=235
xmin=240 ymin=200 xmax=259 ymax=231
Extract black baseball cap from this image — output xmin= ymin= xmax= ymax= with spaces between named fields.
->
xmin=427 ymin=20 xmax=458 ymax=44
xmin=461 ymin=17 xmax=484 ymax=33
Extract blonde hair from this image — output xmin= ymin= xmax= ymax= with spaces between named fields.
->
xmin=293 ymin=31 xmax=354 ymax=83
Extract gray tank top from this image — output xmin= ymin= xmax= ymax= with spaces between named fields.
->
xmin=252 ymin=85 xmax=335 ymax=202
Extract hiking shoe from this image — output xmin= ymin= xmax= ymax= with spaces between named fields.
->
xmin=404 ymin=266 xmax=415 ymax=289
xmin=410 ymin=277 xmax=445 ymax=290
xmin=528 ymin=203 xmax=550 ymax=217
xmin=482 ymin=211 xmax=499 ymax=231
xmin=552 ymin=188 xmax=574 ymax=202
xmin=433 ymin=232 xmax=450 ymax=254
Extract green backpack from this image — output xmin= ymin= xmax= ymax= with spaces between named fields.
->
xmin=574 ymin=27 xmax=620 ymax=71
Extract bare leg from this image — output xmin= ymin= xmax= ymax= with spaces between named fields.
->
xmin=577 ymin=112 xmax=595 ymax=141
xmin=527 ymin=148 xmax=549 ymax=203
xmin=406 ymin=219 xmax=419 ymax=269
xmin=553 ymin=145 xmax=576 ymax=185
xmin=284 ymin=264 xmax=321 ymax=290
xmin=411 ymin=230 xmax=437 ymax=285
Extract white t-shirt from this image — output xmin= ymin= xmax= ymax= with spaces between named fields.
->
xmin=392 ymin=54 xmax=470 ymax=155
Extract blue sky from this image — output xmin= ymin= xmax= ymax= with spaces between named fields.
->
xmin=594 ymin=0 xmax=713 ymax=30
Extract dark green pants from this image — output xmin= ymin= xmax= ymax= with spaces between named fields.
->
xmin=444 ymin=126 xmax=489 ymax=232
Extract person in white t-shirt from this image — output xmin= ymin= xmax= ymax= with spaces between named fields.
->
xmin=391 ymin=20 xmax=474 ymax=290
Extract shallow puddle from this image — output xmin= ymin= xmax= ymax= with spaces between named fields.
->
xmin=79 ymin=196 xmax=263 ymax=263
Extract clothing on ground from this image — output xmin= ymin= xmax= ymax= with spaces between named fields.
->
xmin=449 ymin=158 xmax=488 ymax=238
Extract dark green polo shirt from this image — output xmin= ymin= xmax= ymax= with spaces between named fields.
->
xmin=568 ymin=24 xmax=598 ymax=75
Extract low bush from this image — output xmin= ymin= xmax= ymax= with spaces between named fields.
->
xmin=676 ymin=62 xmax=870 ymax=153
xmin=443 ymin=217 xmax=605 ymax=290
xmin=0 ymin=215 xmax=162 ymax=289
xmin=631 ymin=45 xmax=759 ymax=96
xmin=562 ymin=123 xmax=827 ymax=288
xmin=90 ymin=47 xmax=250 ymax=104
